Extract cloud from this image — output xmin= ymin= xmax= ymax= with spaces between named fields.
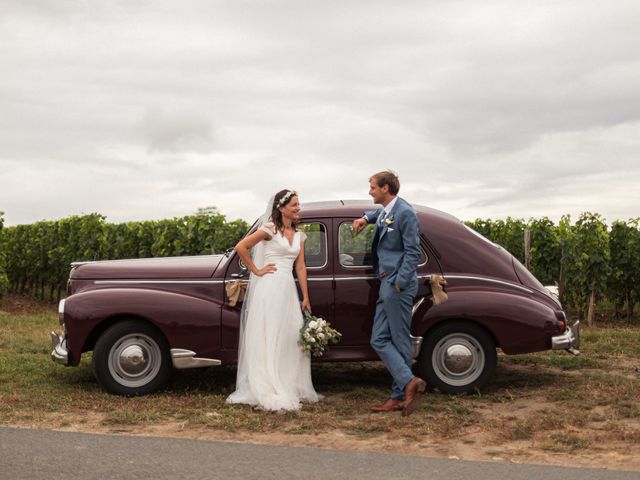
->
xmin=140 ymin=107 xmax=215 ymax=154
xmin=1 ymin=0 xmax=639 ymax=226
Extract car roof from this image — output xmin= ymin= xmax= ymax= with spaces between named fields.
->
xmin=300 ymin=199 xmax=460 ymax=223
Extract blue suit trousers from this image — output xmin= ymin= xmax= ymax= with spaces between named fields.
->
xmin=370 ymin=277 xmax=418 ymax=400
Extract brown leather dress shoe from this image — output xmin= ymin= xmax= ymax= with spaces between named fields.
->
xmin=369 ymin=398 xmax=404 ymax=412
xmin=401 ymin=376 xmax=427 ymax=417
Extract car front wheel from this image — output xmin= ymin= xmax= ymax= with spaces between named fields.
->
xmin=416 ymin=321 xmax=496 ymax=394
xmin=92 ymin=320 xmax=171 ymax=396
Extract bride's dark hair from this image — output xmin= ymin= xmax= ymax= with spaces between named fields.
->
xmin=271 ymin=189 xmax=299 ymax=233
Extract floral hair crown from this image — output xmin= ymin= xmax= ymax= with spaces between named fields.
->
xmin=277 ymin=190 xmax=297 ymax=207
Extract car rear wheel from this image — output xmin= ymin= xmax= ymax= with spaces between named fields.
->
xmin=416 ymin=321 xmax=496 ymax=394
xmin=92 ymin=320 xmax=171 ymax=396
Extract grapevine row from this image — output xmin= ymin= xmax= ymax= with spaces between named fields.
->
xmin=0 ymin=210 xmax=249 ymax=303
xmin=1 ymin=210 xmax=638 ymax=323
xmin=465 ymin=213 xmax=640 ymax=323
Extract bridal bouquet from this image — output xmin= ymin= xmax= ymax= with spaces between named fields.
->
xmin=299 ymin=311 xmax=342 ymax=357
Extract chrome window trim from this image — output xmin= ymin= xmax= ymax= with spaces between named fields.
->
xmin=336 ymin=220 xmax=428 ymax=269
xmin=299 ymin=221 xmax=329 ymax=270
xmin=444 ymin=275 xmax=533 ymax=294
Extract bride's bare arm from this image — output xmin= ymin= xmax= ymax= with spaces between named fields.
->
xmin=295 ymin=240 xmax=311 ymax=313
xmin=235 ymin=230 xmax=277 ymax=276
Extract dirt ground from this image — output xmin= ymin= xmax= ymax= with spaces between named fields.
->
xmin=3 ymin=295 xmax=639 ymax=471
xmin=9 ymin=381 xmax=639 ymax=472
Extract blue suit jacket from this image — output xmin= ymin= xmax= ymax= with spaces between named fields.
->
xmin=364 ymin=197 xmax=421 ymax=290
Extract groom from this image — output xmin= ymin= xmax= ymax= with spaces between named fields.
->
xmin=352 ymin=170 xmax=426 ymax=416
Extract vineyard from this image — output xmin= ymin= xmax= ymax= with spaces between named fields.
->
xmin=0 ymin=208 xmax=249 ymax=303
xmin=0 ymin=210 xmax=639 ymax=324
xmin=465 ymin=213 xmax=640 ymax=324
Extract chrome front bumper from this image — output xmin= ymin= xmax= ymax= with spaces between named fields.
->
xmin=50 ymin=331 xmax=69 ymax=365
xmin=551 ymin=321 xmax=580 ymax=355
xmin=51 ymin=298 xmax=68 ymax=365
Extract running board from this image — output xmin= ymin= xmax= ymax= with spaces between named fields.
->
xmin=170 ymin=349 xmax=222 ymax=369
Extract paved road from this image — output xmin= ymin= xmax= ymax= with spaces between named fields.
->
xmin=1 ymin=427 xmax=636 ymax=480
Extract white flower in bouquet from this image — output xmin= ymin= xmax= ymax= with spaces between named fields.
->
xmin=298 ymin=311 xmax=342 ymax=357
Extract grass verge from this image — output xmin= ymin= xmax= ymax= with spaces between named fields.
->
xmin=1 ymin=295 xmax=639 ymax=470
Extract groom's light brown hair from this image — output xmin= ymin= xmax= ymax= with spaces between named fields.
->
xmin=370 ymin=170 xmax=400 ymax=195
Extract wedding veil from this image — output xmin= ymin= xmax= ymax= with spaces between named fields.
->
xmin=232 ymin=194 xmax=275 ymax=393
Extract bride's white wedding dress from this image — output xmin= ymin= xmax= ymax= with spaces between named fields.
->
xmin=226 ymin=223 xmax=321 ymax=411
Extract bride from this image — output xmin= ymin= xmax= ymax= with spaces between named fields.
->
xmin=226 ymin=189 xmax=321 ymax=411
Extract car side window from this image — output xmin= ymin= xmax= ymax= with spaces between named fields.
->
xmin=338 ymin=223 xmax=376 ymax=267
xmin=338 ymin=222 xmax=428 ymax=267
xmin=299 ymin=222 xmax=327 ymax=268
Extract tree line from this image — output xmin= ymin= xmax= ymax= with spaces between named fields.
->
xmin=0 ymin=209 xmax=638 ymax=324
xmin=0 ymin=212 xmax=8 ymax=296
xmin=465 ymin=213 xmax=640 ymax=325
xmin=0 ymin=208 xmax=249 ymax=303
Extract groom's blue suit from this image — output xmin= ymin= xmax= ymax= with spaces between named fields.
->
xmin=364 ymin=197 xmax=421 ymax=400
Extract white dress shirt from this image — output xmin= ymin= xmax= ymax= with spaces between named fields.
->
xmin=380 ymin=197 xmax=398 ymax=223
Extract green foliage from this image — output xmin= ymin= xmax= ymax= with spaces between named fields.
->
xmin=465 ymin=213 xmax=638 ymax=322
xmin=528 ymin=217 xmax=561 ymax=285
xmin=2 ymin=206 xmax=639 ymax=322
xmin=339 ymin=223 xmax=375 ymax=255
xmin=608 ymin=219 xmax=640 ymax=320
xmin=0 ymin=211 xmax=7 ymax=298
xmin=0 ymin=209 xmax=249 ymax=302
xmin=465 ymin=217 xmax=527 ymax=262
xmin=563 ymin=213 xmax=610 ymax=317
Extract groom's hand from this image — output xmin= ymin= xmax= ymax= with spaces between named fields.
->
xmin=352 ymin=217 xmax=367 ymax=234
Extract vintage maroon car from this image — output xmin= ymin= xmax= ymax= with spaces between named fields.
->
xmin=51 ymin=201 xmax=579 ymax=396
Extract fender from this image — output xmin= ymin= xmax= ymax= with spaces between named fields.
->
xmin=413 ymin=289 xmax=562 ymax=355
xmin=63 ymin=287 xmax=223 ymax=365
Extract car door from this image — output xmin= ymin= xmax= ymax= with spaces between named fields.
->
xmin=221 ymin=219 xmax=334 ymax=355
xmin=332 ymin=219 xmax=379 ymax=353
xmin=296 ymin=219 xmax=334 ymax=327
xmin=332 ymin=218 xmax=434 ymax=353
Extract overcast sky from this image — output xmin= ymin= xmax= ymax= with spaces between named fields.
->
xmin=1 ymin=0 xmax=639 ymax=227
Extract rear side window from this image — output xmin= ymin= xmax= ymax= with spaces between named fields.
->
xmin=299 ymin=222 xmax=328 ymax=268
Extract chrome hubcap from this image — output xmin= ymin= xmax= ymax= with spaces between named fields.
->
xmin=444 ymin=344 xmax=473 ymax=373
xmin=432 ymin=333 xmax=485 ymax=387
xmin=108 ymin=334 xmax=161 ymax=388
xmin=119 ymin=345 xmax=147 ymax=375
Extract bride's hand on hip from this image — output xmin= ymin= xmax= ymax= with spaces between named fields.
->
xmin=301 ymin=298 xmax=312 ymax=314
xmin=255 ymin=263 xmax=277 ymax=276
